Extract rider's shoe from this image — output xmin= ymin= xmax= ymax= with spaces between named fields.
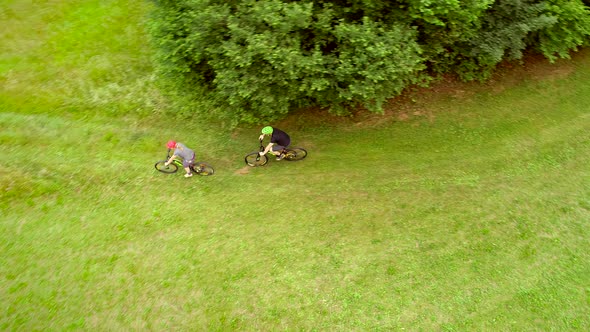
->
xmin=276 ymin=153 xmax=285 ymax=161
xmin=185 ymin=173 xmax=193 ymax=178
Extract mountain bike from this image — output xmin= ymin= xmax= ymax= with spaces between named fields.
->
xmin=244 ymin=139 xmax=307 ymax=167
xmin=154 ymin=150 xmax=214 ymax=176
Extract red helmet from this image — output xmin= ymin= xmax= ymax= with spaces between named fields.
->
xmin=166 ymin=140 xmax=177 ymax=149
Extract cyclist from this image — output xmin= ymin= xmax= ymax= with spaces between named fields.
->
xmin=258 ymin=126 xmax=291 ymax=160
xmin=164 ymin=140 xmax=196 ymax=177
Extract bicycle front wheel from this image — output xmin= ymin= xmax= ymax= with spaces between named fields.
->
xmin=245 ymin=152 xmax=268 ymax=167
xmin=155 ymin=161 xmax=178 ymax=173
xmin=284 ymin=147 xmax=307 ymax=161
xmin=192 ymin=162 xmax=215 ymax=176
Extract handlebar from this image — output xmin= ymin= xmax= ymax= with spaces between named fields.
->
xmin=258 ymin=138 xmax=268 ymax=155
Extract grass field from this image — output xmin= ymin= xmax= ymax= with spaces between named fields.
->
xmin=1 ymin=0 xmax=590 ymax=330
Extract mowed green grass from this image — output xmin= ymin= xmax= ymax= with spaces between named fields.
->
xmin=1 ymin=0 xmax=590 ymax=330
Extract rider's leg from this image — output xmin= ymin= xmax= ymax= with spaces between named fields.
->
xmin=183 ymin=159 xmax=194 ymax=177
xmin=271 ymin=145 xmax=285 ymax=156
xmin=272 ymin=146 xmax=287 ymax=160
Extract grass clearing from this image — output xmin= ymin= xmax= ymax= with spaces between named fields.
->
xmin=1 ymin=0 xmax=590 ymax=330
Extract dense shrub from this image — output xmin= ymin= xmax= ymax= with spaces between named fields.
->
xmin=149 ymin=0 xmax=590 ymax=123
xmin=536 ymin=0 xmax=590 ymax=61
xmin=454 ymin=0 xmax=557 ymax=80
xmin=150 ymin=0 xmax=424 ymax=123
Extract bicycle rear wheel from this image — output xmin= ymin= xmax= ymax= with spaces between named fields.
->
xmin=155 ymin=161 xmax=178 ymax=173
xmin=245 ymin=152 xmax=268 ymax=167
xmin=192 ymin=162 xmax=214 ymax=176
xmin=284 ymin=147 xmax=307 ymax=161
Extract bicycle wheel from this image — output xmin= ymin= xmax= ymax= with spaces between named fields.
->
xmin=284 ymin=147 xmax=307 ymax=161
xmin=192 ymin=162 xmax=215 ymax=176
xmin=155 ymin=161 xmax=178 ymax=173
xmin=245 ymin=152 xmax=268 ymax=167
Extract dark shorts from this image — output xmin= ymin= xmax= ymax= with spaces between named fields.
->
xmin=271 ymin=145 xmax=287 ymax=152
xmin=183 ymin=154 xmax=195 ymax=167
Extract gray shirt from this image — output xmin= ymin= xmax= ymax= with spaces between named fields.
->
xmin=173 ymin=142 xmax=195 ymax=161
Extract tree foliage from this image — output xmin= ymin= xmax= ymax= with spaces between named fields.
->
xmin=149 ymin=0 xmax=590 ymax=123
xmin=536 ymin=0 xmax=590 ymax=61
xmin=453 ymin=0 xmax=558 ymax=80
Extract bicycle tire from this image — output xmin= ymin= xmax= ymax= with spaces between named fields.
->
xmin=245 ymin=152 xmax=268 ymax=167
xmin=155 ymin=161 xmax=179 ymax=173
xmin=192 ymin=162 xmax=215 ymax=176
xmin=284 ymin=147 xmax=307 ymax=161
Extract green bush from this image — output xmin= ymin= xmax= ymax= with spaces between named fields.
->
xmin=149 ymin=0 xmax=590 ymax=123
xmin=536 ymin=0 xmax=590 ymax=61
xmin=454 ymin=0 xmax=557 ymax=80
xmin=149 ymin=0 xmax=424 ymax=123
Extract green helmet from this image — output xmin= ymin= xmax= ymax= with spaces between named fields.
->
xmin=261 ymin=126 xmax=273 ymax=135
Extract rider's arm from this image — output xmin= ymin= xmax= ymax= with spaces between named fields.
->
xmin=165 ymin=154 xmax=177 ymax=165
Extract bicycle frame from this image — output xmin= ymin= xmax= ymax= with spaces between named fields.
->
xmin=156 ymin=149 xmax=215 ymax=176
xmin=245 ymin=139 xmax=307 ymax=167
xmin=165 ymin=149 xmax=186 ymax=167
xmin=257 ymin=139 xmax=286 ymax=157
